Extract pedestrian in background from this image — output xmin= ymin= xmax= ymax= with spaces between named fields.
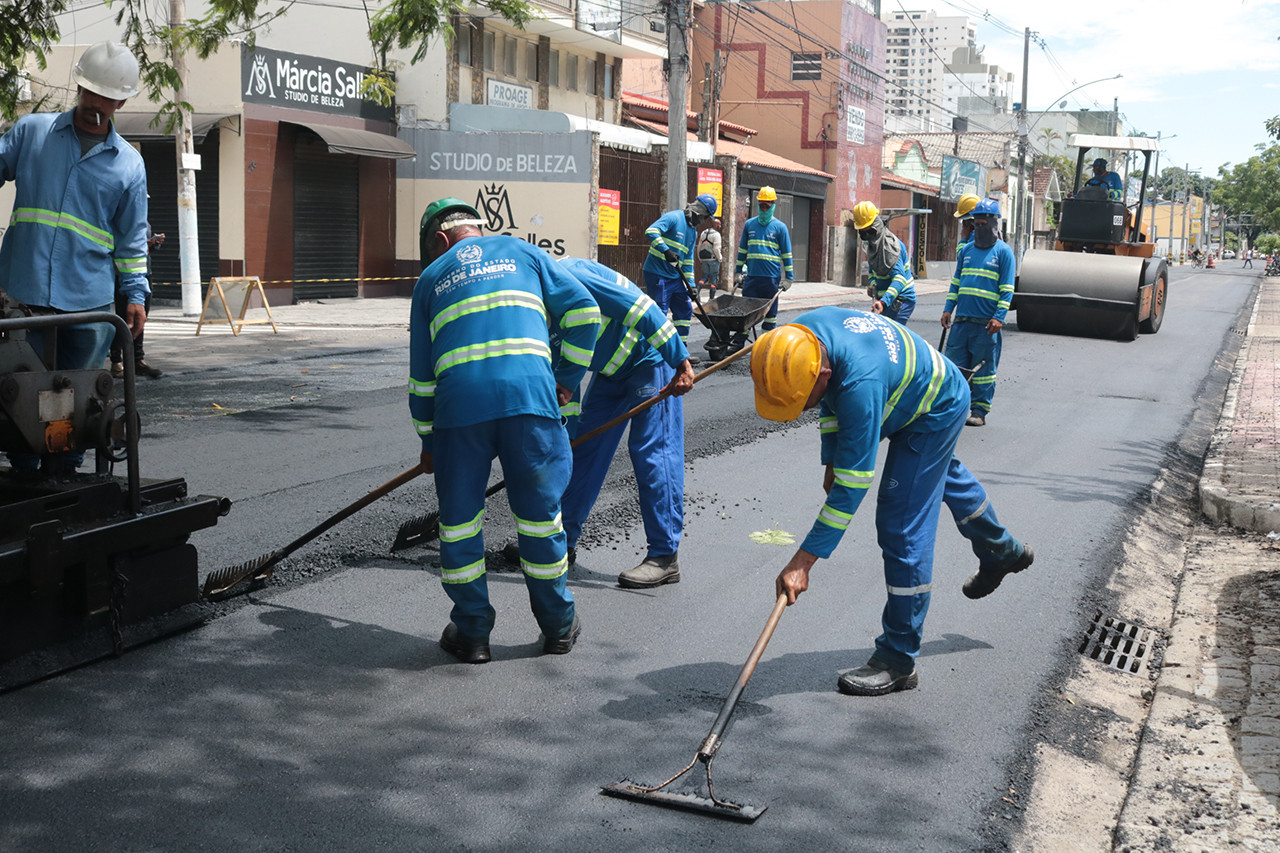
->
xmin=751 ymin=309 xmax=1033 ymax=696
xmin=0 ymin=41 xmax=149 ymax=476
xmin=695 ymin=218 xmax=722 ymax=298
xmin=1244 ymin=249 xmax=1253 ymax=269
xmin=503 ymin=257 xmax=695 ymax=590
xmin=412 ymin=197 xmax=600 ymax=664
xmin=732 ymin=186 xmax=793 ymax=352
xmin=643 ymin=193 xmax=718 ymax=353
xmin=111 ymin=223 xmax=164 ymax=378
xmin=941 ymin=198 xmax=1015 ymax=427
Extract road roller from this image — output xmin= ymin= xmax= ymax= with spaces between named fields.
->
xmin=1015 ymin=134 xmax=1167 ymax=341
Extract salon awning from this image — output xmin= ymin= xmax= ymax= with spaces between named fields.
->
xmin=285 ymin=120 xmax=416 ymax=160
xmin=112 ymin=112 xmax=236 ymax=142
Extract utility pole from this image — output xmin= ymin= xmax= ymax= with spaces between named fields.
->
xmin=1014 ymin=27 xmax=1030 ymax=261
xmin=665 ymin=0 xmax=689 ymax=211
xmin=1180 ymin=164 xmax=1190 ymax=261
xmin=170 ymin=0 xmax=202 ymax=315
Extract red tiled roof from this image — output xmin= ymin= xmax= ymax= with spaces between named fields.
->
xmin=622 ymin=91 xmax=756 ymax=139
xmin=716 ymin=138 xmax=834 ymax=180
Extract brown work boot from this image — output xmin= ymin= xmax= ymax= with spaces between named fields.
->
xmin=135 ymin=360 xmax=163 ymax=379
xmin=618 ymin=554 xmax=680 ymax=589
xmin=110 ymin=361 xmax=124 ymax=378
xmin=963 ymin=544 xmax=1034 ymax=600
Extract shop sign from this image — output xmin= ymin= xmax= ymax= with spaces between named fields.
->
xmin=696 ymin=168 xmax=723 ymax=214
xmin=487 ymin=79 xmax=534 ymax=110
xmin=242 ymin=46 xmax=394 ymax=122
xmin=846 ymin=105 xmax=866 ymax=145
xmin=598 ymin=189 xmax=620 ymax=245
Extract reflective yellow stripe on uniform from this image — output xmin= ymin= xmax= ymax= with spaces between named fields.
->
xmin=430 ymin=290 xmax=547 ymax=339
xmin=434 ymin=338 xmax=551 ymax=376
xmin=882 ymin=325 xmax=918 ymax=424
xmin=11 ymin=207 xmax=114 ymax=250
xmin=562 ymin=305 xmax=603 ymax=329
xmin=440 ymin=508 xmax=485 ymax=544
xmin=114 ymin=257 xmax=147 ymax=273
xmin=412 ymin=417 xmax=432 ymax=436
xmin=887 ymin=582 xmax=932 ymax=596
xmin=408 ymin=378 xmax=436 ymax=397
xmin=905 ymin=346 xmax=946 ymax=427
xmin=819 ymin=414 xmax=838 ymax=435
xmin=832 ymin=468 xmax=874 ymax=490
xmin=514 ymin=511 xmax=563 ymax=538
xmin=521 ymin=556 xmax=568 ymax=580
xmin=956 ymin=287 xmax=999 ymax=302
xmin=817 ymin=503 xmax=853 ymax=530
xmin=441 ymin=558 xmax=486 ymax=585
xmin=560 ymin=400 xmax=582 ymax=418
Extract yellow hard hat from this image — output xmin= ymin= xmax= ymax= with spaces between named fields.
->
xmin=751 ymin=325 xmax=822 ymax=422
xmin=852 ymin=200 xmax=880 ymax=230
xmin=953 ymin=193 xmax=980 ymax=219
xmin=757 ymin=186 xmax=778 ymax=203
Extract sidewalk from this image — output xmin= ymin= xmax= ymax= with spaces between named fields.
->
xmin=1115 ymin=272 xmax=1280 ymax=850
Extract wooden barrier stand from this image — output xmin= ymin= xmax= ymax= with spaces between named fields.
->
xmin=196 ymin=276 xmax=279 ymax=336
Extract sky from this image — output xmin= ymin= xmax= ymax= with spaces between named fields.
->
xmin=909 ymin=0 xmax=1280 ymax=178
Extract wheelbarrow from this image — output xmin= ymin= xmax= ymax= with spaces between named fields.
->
xmin=698 ymin=294 xmax=779 ymax=362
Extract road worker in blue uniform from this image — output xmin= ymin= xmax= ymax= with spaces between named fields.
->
xmin=643 ymin=194 xmax=718 ymax=351
xmin=732 ymin=186 xmax=794 ymax=351
xmin=954 ymin=192 xmax=979 ymax=256
xmin=941 ymin=198 xmax=1015 ymax=427
xmin=552 ymin=257 xmax=695 ymax=588
xmin=412 ymin=198 xmax=601 ymax=664
xmin=852 ymin=200 xmax=916 ymax=324
xmin=1084 ymin=158 xmax=1123 ymax=201
xmin=752 ymin=308 xmax=1034 ymax=696
xmin=0 ymin=42 xmax=149 ymax=476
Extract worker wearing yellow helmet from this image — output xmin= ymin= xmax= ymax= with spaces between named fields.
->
xmin=852 ymin=200 xmax=916 ymax=324
xmin=954 ymin=193 xmax=980 ymax=256
xmin=732 ymin=186 xmax=794 ymax=352
xmin=750 ymin=308 xmax=1033 ymax=696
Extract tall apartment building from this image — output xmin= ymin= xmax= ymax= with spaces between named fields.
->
xmin=882 ymin=8 xmax=975 ymax=132
xmin=942 ymin=46 xmax=1014 ymax=121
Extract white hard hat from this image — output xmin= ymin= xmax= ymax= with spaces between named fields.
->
xmin=73 ymin=41 xmax=140 ymax=100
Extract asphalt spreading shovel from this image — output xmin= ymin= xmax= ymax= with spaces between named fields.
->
xmin=390 ymin=343 xmax=755 ymax=551
xmin=203 ymin=465 xmax=425 ymax=599
xmin=601 ymin=592 xmax=788 ymax=822
xmin=937 ymin=324 xmax=984 ymax=383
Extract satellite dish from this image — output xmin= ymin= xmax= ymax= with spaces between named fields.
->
xmin=1059 ymin=101 xmax=1067 ymax=108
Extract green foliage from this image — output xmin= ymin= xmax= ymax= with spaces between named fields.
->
xmin=0 ymin=0 xmax=70 ymax=120
xmin=369 ymin=0 xmax=535 ymax=65
xmin=1153 ymin=166 xmax=1216 ymax=201
xmin=1214 ymin=145 xmax=1280 ymax=242
xmin=1254 ymin=233 xmax=1280 ymax=255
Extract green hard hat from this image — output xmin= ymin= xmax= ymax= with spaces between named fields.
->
xmin=420 ymin=197 xmax=481 ymax=234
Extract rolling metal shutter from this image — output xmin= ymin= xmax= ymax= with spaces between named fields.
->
xmin=141 ymin=133 xmax=221 ymax=302
xmin=292 ymin=132 xmax=359 ymax=300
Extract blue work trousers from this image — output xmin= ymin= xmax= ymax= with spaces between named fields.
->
xmin=945 ymin=319 xmax=1001 ymax=417
xmin=432 ymin=415 xmax=576 ymax=642
xmin=733 ymin=276 xmax=781 ymax=344
xmin=562 ymin=361 xmax=683 ymax=558
xmin=873 ymin=404 xmax=1024 ymax=672
xmin=7 ymin=308 xmax=114 ymax=473
xmin=881 ymin=296 xmax=916 ymax=325
xmin=643 ymin=270 xmax=692 ymax=344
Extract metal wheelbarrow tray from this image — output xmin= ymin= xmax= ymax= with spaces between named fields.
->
xmin=695 ymin=294 xmax=776 ymax=335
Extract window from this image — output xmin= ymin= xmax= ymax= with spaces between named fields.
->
xmin=567 ymin=53 xmax=579 ymax=91
xmin=504 ymin=36 xmax=518 ymax=76
xmin=791 ymin=52 xmax=821 ymax=81
xmin=603 ymin=61 xmax=614 ymax=99
xmin=549 ymin=49 xmax=560 ymax=87
xmin=483 ymin=31 xmax=495 ymax=71
xmin=527 ymin=43 xmax=539 ymax=81
xmin=586 ymin=58 xmax=598 ymax=95
xmin=459 ymin=26 xmax=472 ymax=67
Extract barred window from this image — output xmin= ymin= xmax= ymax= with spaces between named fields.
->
xmin=791 ymin=52 xmax=822 ymax=82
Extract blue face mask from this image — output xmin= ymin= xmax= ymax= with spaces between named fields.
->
xmin=758 ymin=205 xmax=774 ymax=225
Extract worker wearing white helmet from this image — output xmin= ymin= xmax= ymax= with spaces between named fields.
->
xmin=0 ymin=41 xmax=150 ymax=476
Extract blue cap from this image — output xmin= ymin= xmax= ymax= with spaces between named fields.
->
xmin=696 ymin=193 xmax=718 ymax=217
xmin=973 ymin=198 xmax=1001 ymax=218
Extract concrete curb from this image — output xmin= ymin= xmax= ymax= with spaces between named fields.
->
xmin=1198 ymin=280 xmax=1280 ymax=534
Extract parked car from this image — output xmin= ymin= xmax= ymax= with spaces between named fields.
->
xmin=1222 ymin=250 xmax=1237 ymax=259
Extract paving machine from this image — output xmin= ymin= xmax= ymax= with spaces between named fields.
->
xmin=0 ymin=291 xmax=230 ymax=688
xmin=1015 ymin=134 xmax=1168 ymax=341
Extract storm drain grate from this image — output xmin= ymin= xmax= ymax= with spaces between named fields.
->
xmin=1079 ymin=611 xmax=1157 ymax=675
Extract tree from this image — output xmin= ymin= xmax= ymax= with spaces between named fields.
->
xmin=1213 ymin=144 xmax=1280 ymax=244
xmin=1 ymin=0 xmax=534 ymax=123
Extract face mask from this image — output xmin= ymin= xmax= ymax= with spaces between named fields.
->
xmin=858 ymin=228 xmax=877 ymax=242
xmin=758 ymin=206 xmax=774 ymax=225
xmin=973 ymin=218 xmax=999 ymax=249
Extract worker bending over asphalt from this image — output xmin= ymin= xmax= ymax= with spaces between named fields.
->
xmin=412 ymin=197 xmax=600 ymax=664
xmin=505 ymin=258 xmax=695 ymax=588
xmin=643 ymin=194 xmax=718 ymax=352
xmin=752 ymin=308 xmax=1034 ymax=696
xmin=853 ymin=200 xmax=916 ymax=324
xmin=941 ymin=198 xmax=1014 ymax=427
xmin=732 ymin=186 xmax=793 ymax=352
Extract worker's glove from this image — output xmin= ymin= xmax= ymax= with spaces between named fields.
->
xmin=663 ymin=249 xmax=680 ymax=265
xmin=734 ymin=275 xmax=744 ymax=290
xmin=780 ymin=279 xmax=793 ymax=292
